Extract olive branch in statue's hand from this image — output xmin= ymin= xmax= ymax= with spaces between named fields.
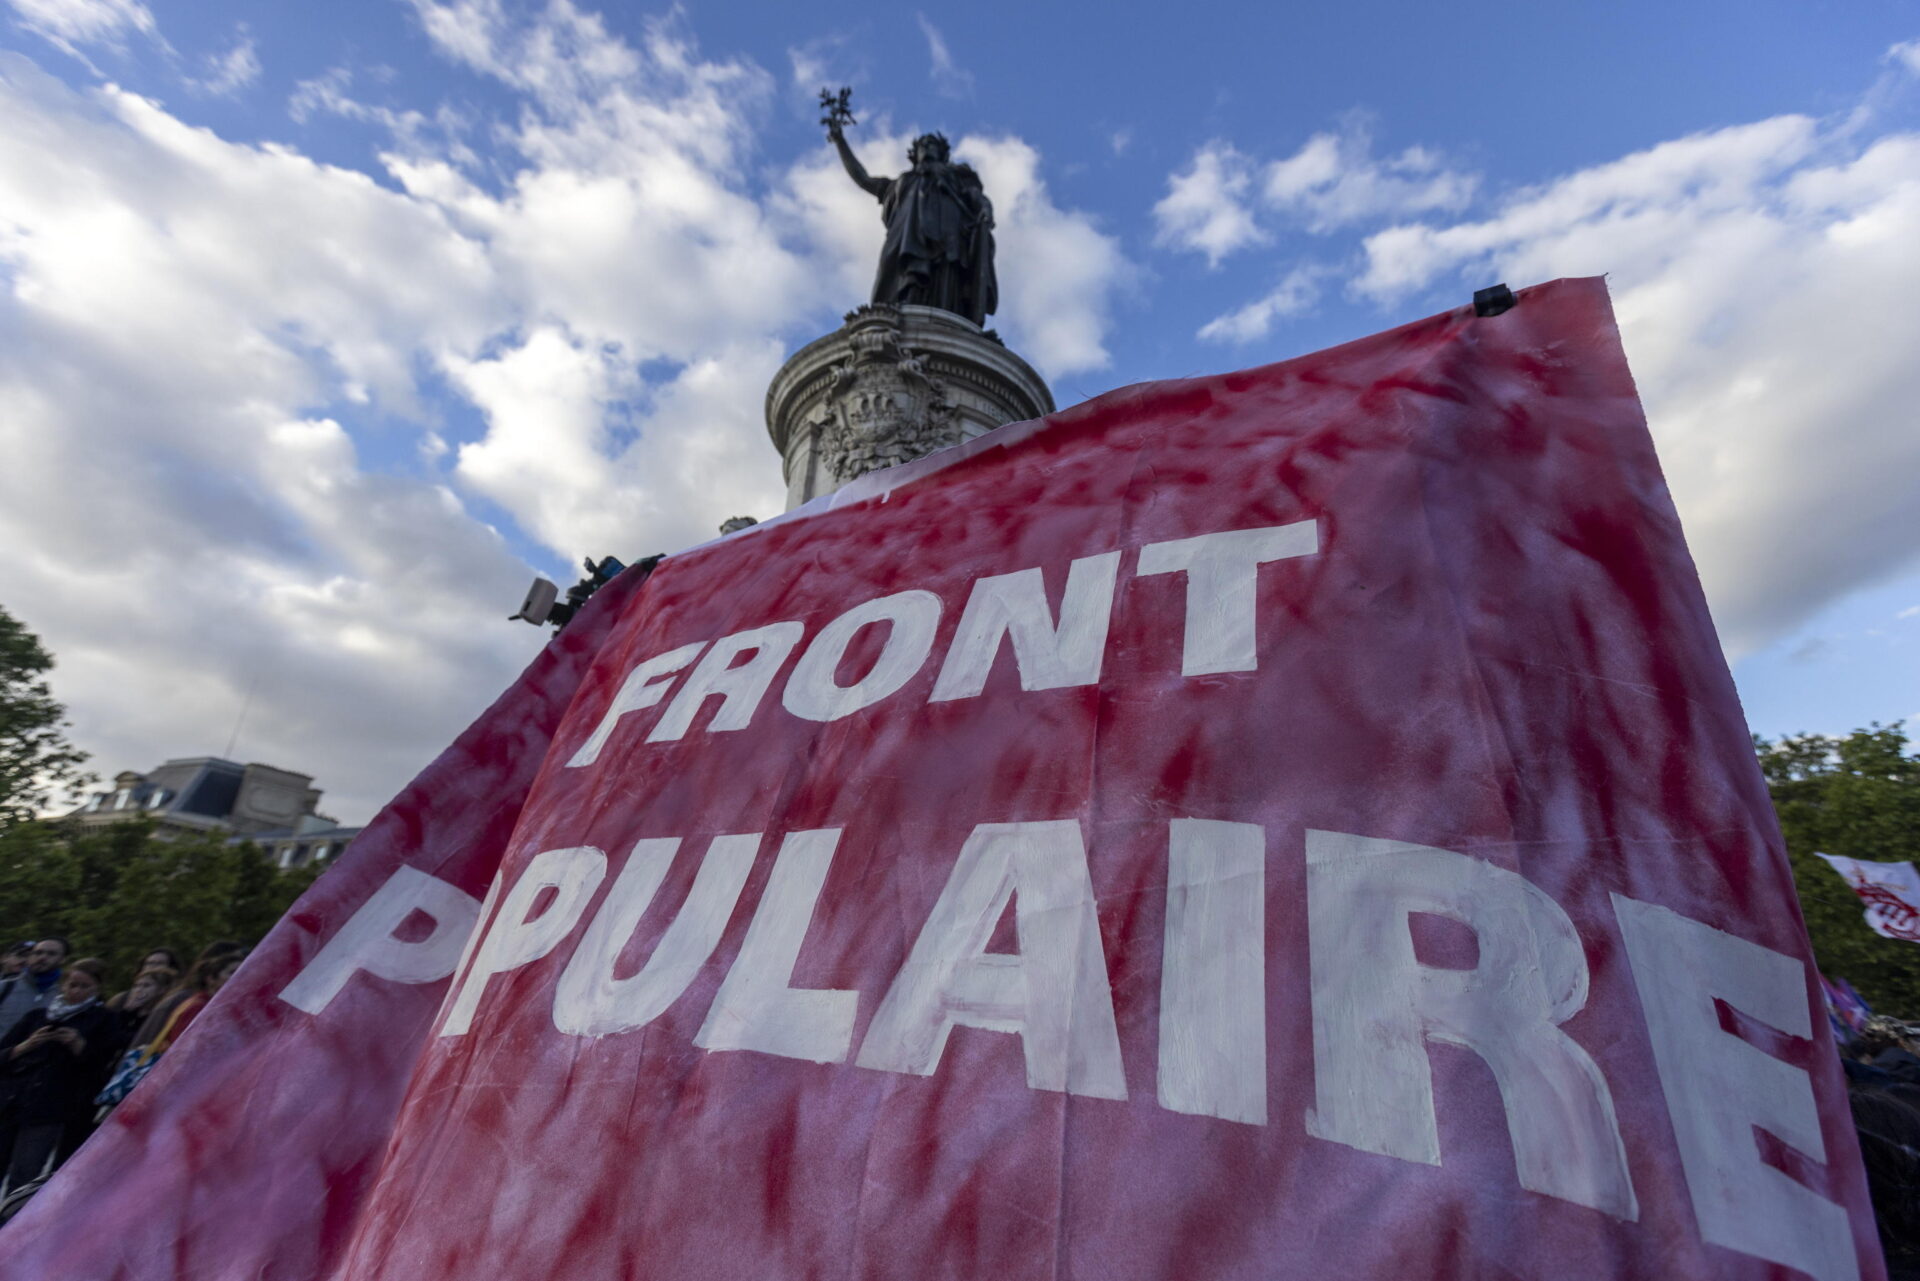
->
xmin=819 ymin=86 xmax=855 ymax=137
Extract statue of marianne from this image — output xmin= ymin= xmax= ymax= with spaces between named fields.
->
xmin=823 ymin=89 xmax=998 ymax=328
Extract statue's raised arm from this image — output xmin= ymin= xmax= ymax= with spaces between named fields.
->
xmin=822 ymin=87 xmax=888 ymax=199
xmin=818 ymin=87 xmax=998 ymax=327
xmin=829 ymin=124 xmax=889 ymax=200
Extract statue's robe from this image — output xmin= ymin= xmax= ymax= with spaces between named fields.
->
xmin=870 ymin=161 xmax=998 ymax=327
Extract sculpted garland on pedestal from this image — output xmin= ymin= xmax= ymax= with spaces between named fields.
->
xmin=807 ymin=307 xmax=962 ymax=485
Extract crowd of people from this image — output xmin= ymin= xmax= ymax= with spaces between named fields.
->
xmin=1844 ymin=1017 xmax=1920 ymax=1278
xmin=0 ymin=936 xmax=247 ymax=1210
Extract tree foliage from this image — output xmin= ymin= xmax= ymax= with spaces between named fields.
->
xmin=0 ymin=818 xmax=321 ymax=983
xmin=1760 ymin=724 xmax=1920 ymax=1016
xmin=0 ymin=604 xmax=90 ymax=823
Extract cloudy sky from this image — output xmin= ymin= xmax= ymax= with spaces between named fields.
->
xmin=2 ymin=0 xmax=1918 ymax=823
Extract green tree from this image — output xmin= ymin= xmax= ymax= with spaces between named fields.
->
xmin=1760 ymin=724 xmax=1920 ymax=1015
xmin=228 ymin=840 xmax=324 ymax=943
xmin=0 ymin=818 xmax=324 ymax=982
xmin=0 ymin=605 xmax=91 ymax=825
xmin=0 ymin=820 xmax=82 ymax=944
xmin=70 ymin=824 xmax=247 ymax=976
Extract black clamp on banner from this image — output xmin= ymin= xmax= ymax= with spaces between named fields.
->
xmin=1473 ymin=283 xmax=1517 ymax=317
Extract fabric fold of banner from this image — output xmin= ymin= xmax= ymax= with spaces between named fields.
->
xmin=0 ymin=278 xmax=1882 ymax=1281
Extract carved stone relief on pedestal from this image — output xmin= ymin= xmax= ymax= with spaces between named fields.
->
xmin=767 ymin=302 xmax=1053 ymax=508
xmin=807 ymin=307 xmax=964 ymax=486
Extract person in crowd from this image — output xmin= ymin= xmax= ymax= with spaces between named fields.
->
xmin=105 ymin=948 xmax=181 ymax=1014
xmin=0 ymin=939 xmax=69 ymax=1042
xmin=0 ymin=944 xmax=28 ymax=981
xmin=135 ymin=948 xmax=182 ymax=978
xmin=131 ymin=940 xmax=243 ymax=1049
xmin=1850 ymin=1083 xmax=1920 ymax=1279
xmin=106 ymin=966 xmax=175 ymax=1040
xmin=90 ymin=965 xmax=185 ymax=1123
xmin=133 ymin=946 xmax=245 ymax=1065
xmin=1852 ymin=1017 xmax=1920 ymax=1085
xmin=167 ymin=953 xmax=243 ymax=1042
xmin=0 ymin=958 xmax=123 ymax=1189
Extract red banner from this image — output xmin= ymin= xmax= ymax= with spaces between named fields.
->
xmin=1 ymin=278 xmax=1880 ymax=1281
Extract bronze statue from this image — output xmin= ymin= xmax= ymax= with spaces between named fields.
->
xmin=822 ymin=87 xmax=998 ymax=327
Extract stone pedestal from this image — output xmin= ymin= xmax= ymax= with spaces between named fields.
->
xmin=766 ymin=304 xmax=1054 ymax=509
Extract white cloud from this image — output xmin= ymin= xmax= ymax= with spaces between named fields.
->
xmin=288 ymin=66 xmax=477 ymax=167
xmin=7 ymin=0 xmax=155 ymax=59
xmin=0 ymin=52 xmax=527 ymax=819
xmin=916 ymin=14 xmax=972 ymax=100
xmin=1197 ymin=266 xmax=1324 ymax=345
xmin=409 ymin=0 xmax=640 ymax=108
xmin=788 ymin=45 xmax=827 ymax=92
xmin=397 ymin=5 xmax=809 ymax=361
xmin=443 ymin=328 xmax=788 ymax=558
xmin=1156 ymin=122 xmax=1474 ymax=269
xmin=1889 ymin=38 xmax=1920 ymax=77
xmin=1353 ymin=115 xmax=1820 ymax=298
xmin=385 ymin=3 xmax=820 ymax=558
xmin=1153 ymin=141 xmax=1266 ymax=267
xmin=188 ymin=26 xmax=258 ymax=96
xmin=1350 ymin=111 xmax=1920 ymax=656
xmin=1263 ymin=121 xmax=1477 ymax=232
xmin=787 ymin=33 xmax=861 ymax=97
xmin=288 ymin=66 xmax=354 ymax=121
xmin=1 ymin=58 xmax=502 ymax=409
xmin=444 ymin=327 xmax=636 ymax=553
xmin=959 ymin=135 xmax=1130 ymax=376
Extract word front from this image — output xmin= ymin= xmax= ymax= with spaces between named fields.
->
xmin=566 ymin=520 xmax=1321 ymax=766
xmin=288 ymin=820 xmax=1858 ymax=1281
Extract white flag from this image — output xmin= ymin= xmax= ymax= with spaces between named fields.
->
xmin=1817 ymin=852 xmax=1920 ymax=942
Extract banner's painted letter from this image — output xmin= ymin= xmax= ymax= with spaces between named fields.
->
xmin=1613 ymin=893 xmax=1857 ymax=1281
xmin=1305 ymin=830 xmax=1636 ymax=1219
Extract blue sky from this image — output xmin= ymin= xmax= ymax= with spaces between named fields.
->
xmin=2 ymin=0 xmax=1918 ymax=820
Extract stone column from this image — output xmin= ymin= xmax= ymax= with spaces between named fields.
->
xmin=765 ymin=303 xmax=1054 ymax=509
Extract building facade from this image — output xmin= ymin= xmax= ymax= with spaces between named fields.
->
xmin=69 ymin=757 xmax=362 ymax=868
